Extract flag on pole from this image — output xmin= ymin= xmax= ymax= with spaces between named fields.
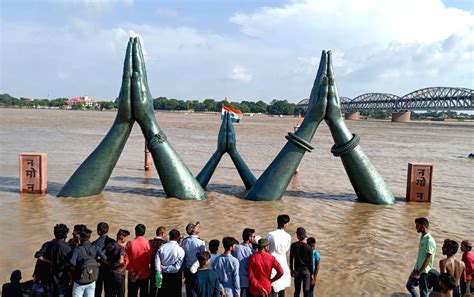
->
xmin=221 ymin=104 xmax=243 ymax=123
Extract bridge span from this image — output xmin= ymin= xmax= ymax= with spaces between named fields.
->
xmin=297 ymin=87 xmax=473 ymax=122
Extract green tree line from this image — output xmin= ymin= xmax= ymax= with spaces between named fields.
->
xmin=0 ymin=93 xmax=305 ymax=115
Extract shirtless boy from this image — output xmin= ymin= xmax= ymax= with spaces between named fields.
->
xmin=439 ymin=239 xmax=466 ymax=297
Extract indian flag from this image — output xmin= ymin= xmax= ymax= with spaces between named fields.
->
xmin=221 ymin=104 xmax=243 ymax=123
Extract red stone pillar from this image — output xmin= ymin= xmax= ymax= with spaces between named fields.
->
xmin=344 ymin=111 xmax=360 ymax=120
xmin=19 ymin=153 xmax=47 ymax=194
xmin=392 ymin=111 xmax=411 ymax=122
xmin=406 ymin=163 xmax=433 ymax=202
xmin=144 ymin=143 xmax=152 ymax=171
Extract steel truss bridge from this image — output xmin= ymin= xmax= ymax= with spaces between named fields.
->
xmin=297 ymin=87 xmax=474 ymax=112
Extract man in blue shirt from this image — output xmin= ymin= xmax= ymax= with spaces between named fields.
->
xmin=183 ymin=222 xmax=206 ymax=297
xmin=232 ymin=228 xmax=255 ymax=297
xmin=213 ymin=237 xmax=240 ymax=297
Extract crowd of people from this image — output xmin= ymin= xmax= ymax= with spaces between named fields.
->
xmin=2 ymin=214 xmax=321 ymax=297
xmin=406 ymin=217 xmax=474 ymax=297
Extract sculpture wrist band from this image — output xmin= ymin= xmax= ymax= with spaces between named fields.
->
xmin=285 ymin=132 xmax=314 ymax=152
xmin=331 ymin=133 xmax=360 ymax=157
xmin=147 ymin=131 xmax=167 ymax=148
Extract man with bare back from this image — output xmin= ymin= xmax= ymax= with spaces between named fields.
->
xmin=439 ymin=239 xmax=466 ymax=297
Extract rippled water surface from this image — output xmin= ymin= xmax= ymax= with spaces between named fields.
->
xmin=0 ymin=109 xmax=473 ymax=296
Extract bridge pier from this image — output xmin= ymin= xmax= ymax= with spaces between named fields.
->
xmin=344 ymin=111 xmax=360 ymax=120
xmin=391 ymin=111 xmax=411 ymax=123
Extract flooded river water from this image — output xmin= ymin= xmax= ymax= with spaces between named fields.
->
xmin=0 ymin=108 xmax=473 ymax=296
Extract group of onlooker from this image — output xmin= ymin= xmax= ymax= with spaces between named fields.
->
xmin=2 ymin=214 xmax=321 ymax=297
xmin=406 ymin=217 xmax=474 ymax=297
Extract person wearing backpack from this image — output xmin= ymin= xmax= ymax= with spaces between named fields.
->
xmin=70 ymin=227 xmax=107 ymax=297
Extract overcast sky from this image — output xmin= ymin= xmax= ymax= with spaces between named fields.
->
xmin=0 ymin=0 xmax=473 ymax=103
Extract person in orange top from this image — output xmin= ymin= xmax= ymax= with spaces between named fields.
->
xmin=125 ymin=224 xmax=152 ymax=297
xmin=248 ymin=238 xmax=283 ymax=297
xmin=461 ymin=240 xmax=474 ymax=295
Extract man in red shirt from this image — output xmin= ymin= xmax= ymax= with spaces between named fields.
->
xmin=461 ymin=240 xmax=474 ymax=295
xmin=248 ymin=238 xmax=284 ymax=297
xmin=125 ymin=224 xmax=151 ymax=297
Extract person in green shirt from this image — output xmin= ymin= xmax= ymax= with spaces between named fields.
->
xmin=406 ymin=217 xmax=437 ymax=297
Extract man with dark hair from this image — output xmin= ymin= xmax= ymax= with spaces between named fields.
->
xmin=439 ymin=239 xmax=465 ymax=297
xmin=70 ymin=227 xmax=107 ymax=297
xmin=125 ymin=224 xmax=151 ymax=297
xmin=45 ymin=224 xmax=72 ymax=297
xmin=406 ymin=217 xmax=436 ymax=297
xmin=93 ymin=222 xmax=115 ymax=297
xmin=104 ymin=229 xmax=130 ymax=297
xmin=212 ymin=237 xmax=240 ymax=297
xmin=306 ymin=237 xmax=320 ymax=297
xmin=33 ymin=238 xmax=53 ymax=295
xmin=69 ymin=225 xmax=86 ymax=249
xmin=429 ymin=273 xmax=457 ymax=296
xmin=248 ymin=238 xmax=284 ymax=297
xmin=149 ymin=226 xmax=167 ymax=297
xmin=155 ymin=229 xmax=185 ymax=297
xmin=267 ymin=215 xmax=291 ymax=297
xmin=2 ymin=270 xmax=23 ymax=297
xmin=289 ymin=227 xmax=313 ymax=297
xmin=461 ymin=240 xmax=474 ymax=295
xmin=190 ymin=251 xmax=224 ymax=297
xmin=232 ymin=228 xmax=255 ymax=297
xmin=183 ymin=222 xmax=206 ymax=297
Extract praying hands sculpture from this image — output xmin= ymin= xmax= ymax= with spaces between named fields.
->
xmin=59 ymin=37 xmax=395 ymax=205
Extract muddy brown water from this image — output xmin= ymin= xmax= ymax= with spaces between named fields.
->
xmin=0 ymin=108 xmax=473 ymax=296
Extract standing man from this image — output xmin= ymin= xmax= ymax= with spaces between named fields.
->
xmin=213 ymin=237 xmax=240 ymax=297
xmin=190 ymin=251 xmax=224 ymax=297
xmin=93 ymin=222 xmax=116 ymax=297
xmin=289 ymin=227 xmax=313 ymax=297
xmin=461 ymin=240 xmax=474 ymax=295
xmin=70 ymin=227 xmax=107 ymax=297
xmin=46 ymin=224 xmax=71 ymax=297
xmin=155 ymin=229 xmax=185 ymax=297
xmin=232 ymin=228 xmax=255 ymax=297
xmin=406 ymin=217 xmax=436 ymax=297
xmin=149 ymin=226 xmax=167 ymax=297
xmin=182 ymin=222 xmax=206 ymax=297
xmin=439 ymin=239 xmax=465 ymax=297
xmin=248 ymin=238 xmax=284 ymax=297
xmin=126 ymin=224 xmax=151 ymax=297
xmin=267 ymin=215 xmax=291 ymax=297
xmin=104 ymin=229 xmax=130 ymax=297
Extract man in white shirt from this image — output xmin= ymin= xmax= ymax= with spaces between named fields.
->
xmin=267 ymin=214 xmax=291 ymax=297
xmin=155 ymin=229 xmax=185 ymax=297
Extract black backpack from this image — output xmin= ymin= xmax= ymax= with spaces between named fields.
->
xmin=75 ymin=245 xmax=99 ymax=284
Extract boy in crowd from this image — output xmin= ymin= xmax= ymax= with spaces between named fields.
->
xmin=190 ymin=251 xmax=224 ymax=297
xmin=439 ymin=239 xmax=465 ymax=297
xmin=232 ymin=228 xmax=255 ymax=297
xmin=248 ymin=238 xmax=284 ymax=297
xmin=155 ymin=229 xmax=185 ymax=297
xmin=289 ymin=227 xmax=313 ymax=297
xmin=125 ymin=224 xmax=151 ymax=297
xmin=212 ymin=237 xmax=240 ymax=297
xmin=461 ymin=240 xmax=474 ymax=295
xmin=267 ymin=215 xmax=291 ymax=297
xmin=46 ymin=224 xmax=72 ymax=297
xmin=429 ymin=273 xmax=457 ymax=297
xmin=93 ymin=222 xmax=115 ymax=297
xmin=306 ymin=237 xmax=320 ymax=296
xmin=191 ymin=239 xmax=221 ymax=273
xmin=70 ymin=227 xmax=107 ymax=297
xmin=104 ymin=229 xmax=130 ymax=297
xmin=183 ymin=222 xmax=206 ymax=297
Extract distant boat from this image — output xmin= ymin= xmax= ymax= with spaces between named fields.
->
xmin=469 ymin=153 xmax=474 ymax=159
